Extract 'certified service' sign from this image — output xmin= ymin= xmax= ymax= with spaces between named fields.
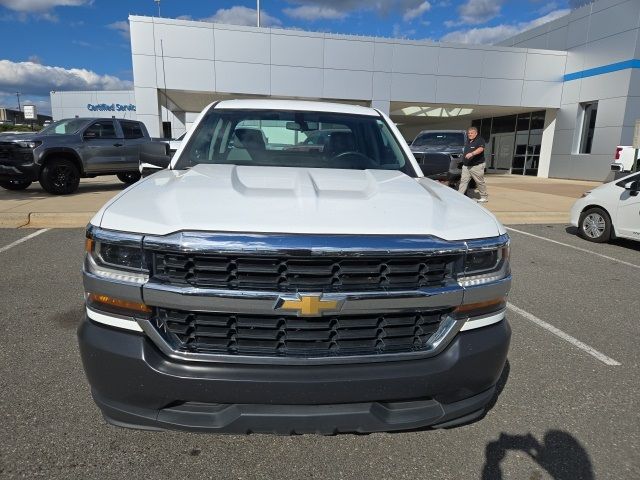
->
xmin=87 ymin=103 xmax=136 ymax=112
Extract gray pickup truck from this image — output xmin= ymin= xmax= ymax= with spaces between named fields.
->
xmin=410 ymin=130 xmax=466 ymax=187
xmin=0 ymin=118 xmax=152 ymax=194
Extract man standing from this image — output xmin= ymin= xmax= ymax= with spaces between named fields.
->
xmin=459 ymin=126 xmax=488 ymax=203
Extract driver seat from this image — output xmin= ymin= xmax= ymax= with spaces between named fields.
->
xmin=324 ymin=131 xmax=356 ymax=157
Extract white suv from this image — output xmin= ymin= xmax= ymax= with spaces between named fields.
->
xmin=571 ymin=172 xmax=640 ymax=243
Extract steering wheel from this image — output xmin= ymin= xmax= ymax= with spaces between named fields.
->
xmin=330 ymin=151 xmax=375 ymax=169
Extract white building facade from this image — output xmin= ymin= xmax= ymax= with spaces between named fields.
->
xmin=50 ymin=90 xmax=137 ymax=121
xmin=51 ymin=0 xmax=640 ymax=181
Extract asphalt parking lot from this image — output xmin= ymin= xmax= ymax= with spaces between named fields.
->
xmin=1 ymin=225 xmax=638 ymax=479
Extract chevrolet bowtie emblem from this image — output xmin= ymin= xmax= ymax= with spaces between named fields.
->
xmin=278 ymin=294 xmax=343 ymax=317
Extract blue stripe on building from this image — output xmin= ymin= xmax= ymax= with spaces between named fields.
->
xmin=563 ymin=59 xmax=640 ymax=82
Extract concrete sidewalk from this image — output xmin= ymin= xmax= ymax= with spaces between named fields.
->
xmin=481 ymin=174 xmax=599 ymax=225
xmin=0 ymin=174 xmax=600 ymax=228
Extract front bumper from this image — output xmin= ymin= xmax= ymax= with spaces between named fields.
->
xmin=0 ymin=162 xmax=39 ymax=182
xmin=78 ymin=317 xmax=511 ymax=434
xmin=0 ymin=144 xmax=39 ymax=182
xmin=570 ymin=198 xmax=587 ymax=227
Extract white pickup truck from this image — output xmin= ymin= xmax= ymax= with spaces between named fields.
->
xmin=78 ymin=99 xmax=511 ymax=434
xmin=611 ymin=145 xmax=639 ymax=174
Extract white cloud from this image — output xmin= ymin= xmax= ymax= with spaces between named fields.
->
xmin=0 ymin=60 xmax=132 ymax=97
xmin=441 ymin=8 xmax=569 ymax=44
xmin=537 ymin=1 xmax=559 ymax=15
xmin=393 ymin=23 xmax=417 ymax=38
xmin=0 ymin=0 xmax=89 ymax=20
xmin=283 ymin=0 xmax=432 ymax=18
xmin=0 ymin=0 xmax=88 ymax=12
xmin=403 ymin=1 xmax=431 ymax=21
xmin=283 ymin=5 xmax=347 ymax=21
xmin=27 ymin=55 xmax=42 ymax=64
xmin=107 ymin=20 xmax=130 ymax=39
xmin=569 ymin=0 xmax=591 ymax=8
xmin=202 ymin=6 xmax=282 ymax=27
xmin=457 ymin=0 xmax=504 ymax=25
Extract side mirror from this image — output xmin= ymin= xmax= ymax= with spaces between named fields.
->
xmin=139 ymin=142 xmax=171 ymax=177
xmin=624 ymin=180 xmax=640 ymax=196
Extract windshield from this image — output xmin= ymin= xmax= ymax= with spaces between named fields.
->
xmin=39 ymin=118 xmax=88 ymax=135
xmin=175 ymin=109 xmax=413 ymax=175
xmin=412 ymin=132 xmax=465 ymax=148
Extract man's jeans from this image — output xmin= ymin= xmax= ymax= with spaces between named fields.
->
xmin=458 ymin=163 xmax=488 ymax=199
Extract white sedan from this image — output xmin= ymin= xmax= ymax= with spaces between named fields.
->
xmin=570 ymin=171 xmax=640 ymax=243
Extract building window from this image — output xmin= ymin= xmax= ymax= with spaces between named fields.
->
xmin=579 ymin=102 xmax=598 ymax=154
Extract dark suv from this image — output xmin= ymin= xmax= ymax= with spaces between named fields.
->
xmin=410 ymin=130 xmax=466 ymax=186
xmin=0 ymin=118 xmax=152 ymax=194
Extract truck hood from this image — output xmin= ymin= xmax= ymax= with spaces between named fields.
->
xmin=96 ymin=164 xmax=503 ymax=240
xmin=410 ymin=145 xmax=462 ymax=154
xmin=1 ymin=133 xmax=62 ymax=142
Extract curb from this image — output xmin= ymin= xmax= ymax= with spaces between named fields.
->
xmin=0 ymin=212 xmax=93 ymax=228
xmin=0 ymin=213 xmax=29 ymax=228
xmin=493 ymin=211 xmax=569 ymax=225
xmin=2 ymin=210 xmax=570 ymax=228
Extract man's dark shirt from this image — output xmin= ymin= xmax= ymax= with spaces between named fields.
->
xmin=463 ymin=136 xmax=486 ymax=167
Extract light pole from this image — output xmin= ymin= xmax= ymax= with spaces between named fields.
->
xmin=15 ymin=92 xmax=21 ymax=125
xmin=257 ymin=0 xmax=260 ymax=27
xmin=154 ymin=0 xmax=161 ymax=17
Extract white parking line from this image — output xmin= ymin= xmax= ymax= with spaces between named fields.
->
xmin=0 ymin=229 xmax=49 ymax=254
xmin=506 ymin=227 xmax=640 ymax=270
xmin=507 ymin=302 xmax=621 ymax=366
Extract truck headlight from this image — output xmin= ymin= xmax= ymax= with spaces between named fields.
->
xmin=17 ymin=141 xmax=41 ymax=149
xmin=458 ymin=244 xmax=510 ymax=287
xmin=84 ymin=228 xmax=149 ymax=284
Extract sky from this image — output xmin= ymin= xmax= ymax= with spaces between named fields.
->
xmin=0 ymin=0 xmax=591 ymax=115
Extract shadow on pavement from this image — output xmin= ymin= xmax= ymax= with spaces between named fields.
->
xmin=0 ymin=181 xmax=125 ymax=200
xmin=565 ymin=226 xmax=640 ymax=252
xmin=482 ymin=430 xmax=594 ymax=480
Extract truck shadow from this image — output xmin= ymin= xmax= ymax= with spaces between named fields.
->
xmin=482 ymin=430 xmax=595 ymax=480
xmin=565 ymin=226 xmax=640 ymax=252
xmin=50 ymin=305 xmax=85 ymax=330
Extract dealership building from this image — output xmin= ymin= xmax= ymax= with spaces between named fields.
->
xmin=51 ymin=0 xmax=640 ymax=181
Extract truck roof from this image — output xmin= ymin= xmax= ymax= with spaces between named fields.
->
xmin=214 ymin=99 xmax=380 ymax=117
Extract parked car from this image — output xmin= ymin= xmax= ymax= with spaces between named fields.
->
xmin=610 ymin=145 xmax=638 ymax=176
xmin=570 ymin=171 xmax=640 ymax=243
xmin=409 ymin=130 xmax=467 ymax=186
xmin=79 ymin=99 xmax=512 ymax=434
xmin=0 ymin=118 xmax=152 ymax=194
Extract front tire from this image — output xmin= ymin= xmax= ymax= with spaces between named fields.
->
xmin=578 ymin=207 xmax=611 ymax=243
xmin=39 ymin=159 xmax=80 ymax=195
xmin=0 ymin=179 xmax=32 ymax=191
xmin=117 ymin=172 xmax=141 ymax=185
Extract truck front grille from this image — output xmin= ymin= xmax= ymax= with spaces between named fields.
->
xmin=152 ymin=253 xmax=458 ymax=292
xmin=156 ymin=308 xmax=446 ymax=357
xmin=0 ymin=143 xmax=15 ymax=161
